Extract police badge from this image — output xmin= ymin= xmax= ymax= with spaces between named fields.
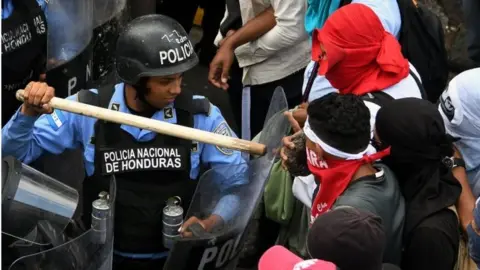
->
xmin=164 ymin=107 xmax=174 ymax=119
xmin=440 ymin=90 xmax=455 ymax=122
xmin=213 ymin=121 xmax=234 ymax=155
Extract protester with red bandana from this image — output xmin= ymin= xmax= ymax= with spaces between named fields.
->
xmin=284 ymin=3 xmax=424 ymax=134
xmin=297 ymin=92 xmax=405 ymax=266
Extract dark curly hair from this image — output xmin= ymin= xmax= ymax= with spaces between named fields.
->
xmin=307 ymin=93 xmax=371 ymax=154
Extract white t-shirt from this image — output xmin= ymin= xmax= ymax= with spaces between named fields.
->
xmin=303 ymin=61 xmax=423 ymax=139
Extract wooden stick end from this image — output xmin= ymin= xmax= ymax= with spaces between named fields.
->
xmin=16 ymin=90 xmax=25 ymax=102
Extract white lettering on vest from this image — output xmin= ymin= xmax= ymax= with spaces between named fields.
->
xmin=33 ymin=15 xmax=46 ymax=35
xmin=197 ymin=234 xmax=243 ymax=270
xmin=101 ymin=147 xmax=185 ymax=174
xmin=2 ymin=23 xmax=32 ymax=53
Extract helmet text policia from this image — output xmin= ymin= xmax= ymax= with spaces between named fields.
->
xmin=115 ymin=14 xmax=198 ymax=85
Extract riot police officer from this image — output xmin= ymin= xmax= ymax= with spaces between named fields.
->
xmin=2 ymin=0 xmax=48 ymax=126
xmin=2 ymin=14 xmax=243 ymax=270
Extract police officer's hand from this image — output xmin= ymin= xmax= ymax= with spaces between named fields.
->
xmin=179 ymin=215 xmax=222 ymax=238
xmin=21 ymin=81 xmax=55 ymax=116
xmin=208 ymin=43 xmax=234 ymax=90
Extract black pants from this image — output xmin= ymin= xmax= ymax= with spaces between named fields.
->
xmin=463 ymin=0 xmax=480 ymax=65
xmin=247 ymin=69 xmax=305 ymax=138
xmin=226 ymin=59 xmax=244 ymax=136
xmin=113 ymin=254 xmax=166 ymax=270
xmin=228 ymin=67 xmax=305 ymax=139
xmin=156 ymin=0 xmax=199 ymax=34
xmin=196 ymin=0 xmax=226 ymax=66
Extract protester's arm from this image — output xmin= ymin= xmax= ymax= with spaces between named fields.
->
xmin=232 ymin=0 xmax=308 ymax=64
xmin=2 ymin=84 xmax=83 ymax=164
xmin=220 ymin=6 xmax=276 ymax=54
xmin=209 ymin=6 xmax=277 ymax=89
xmin=452 ymin=147 xmax=476 ymax=233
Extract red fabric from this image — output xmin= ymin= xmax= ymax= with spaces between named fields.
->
xmin=311 ymin=3 xmax=409 ymax=95
xmin=306 ymin=147 xmax=391 ymax=223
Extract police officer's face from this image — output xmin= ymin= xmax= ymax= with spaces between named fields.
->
xmin=145 ymin=74 xmax=183 ymax=108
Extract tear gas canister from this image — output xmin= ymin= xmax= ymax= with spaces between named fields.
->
xmin=162 ymin=196 xmax=183 ymax=249
xmin=91 ymin=191 xmax=110 ymax=244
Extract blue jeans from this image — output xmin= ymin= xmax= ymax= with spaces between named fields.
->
xmin=467 ymin=199 xmax=480 ymax=268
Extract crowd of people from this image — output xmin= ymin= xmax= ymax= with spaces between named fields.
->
xmin=208 ymin=0 xmax=480 ymax=269
xmin=2 ymin=0 xmax=480 ymax=269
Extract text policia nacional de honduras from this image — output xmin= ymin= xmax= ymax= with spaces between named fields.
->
xmin=101 ymin=147 xmax=186 ymax=174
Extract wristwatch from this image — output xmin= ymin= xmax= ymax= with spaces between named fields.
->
xmin=442 ymin=156 xmax=465 ymax=169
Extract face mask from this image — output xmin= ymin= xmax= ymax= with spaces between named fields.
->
xmin=306 ymin=147 xmax=390 ymax=223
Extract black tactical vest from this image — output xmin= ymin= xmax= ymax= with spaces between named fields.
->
xmin=78 ymin=85 xmax=210 ymax=253
xmin=2 ymin=0 xmax=47 ymax=126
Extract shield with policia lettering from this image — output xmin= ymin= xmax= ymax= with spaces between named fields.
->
xmin=89 ymin=0 xmax=129 ymax=87
xmin=163 ymin=87 xmax=290 ymax=270
xmin=44 ymin=0 xmax=94 ymax=97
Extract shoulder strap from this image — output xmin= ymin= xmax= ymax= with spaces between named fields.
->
xmin=190 ymin=98 xmax=211 ymax=115
xmin=303 ymin=62 xmax=320 ymax=103
xmin=77 ymin=89 xmax=99 ymax=106
xmin=77 ymin=84 xmax=116 ymax=108
xmin=409 ymin=69 xmax=428 ymax=100
xmin=361 ymin=91 xmax=394 ymax=107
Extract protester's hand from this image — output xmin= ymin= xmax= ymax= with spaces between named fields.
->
xmin=284 ymin=111 xmax=302 ymax=133
xmin=280 ymin=136 xmax=295 ymax=170
xmin=179 ymin=214 xmax=222 ymax=238
xmin=209 ymin=43 xmax=235 ymax=90
xmin=292 ymin=108 xmax=307 ymax=129
xmin=20 ymin=81 xmax=55 ymax=116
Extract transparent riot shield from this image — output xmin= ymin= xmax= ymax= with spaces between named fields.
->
xmin=7 ymin=176 xmax=117 ymax=270
xmin=163 ymin=88 xmax=290 ymax=270
xmin=2 ymin=156 xmax=79 ymax=245
xmin=45 ymin=0 xmax=94 ymax=97
xmin=90 ymin=0 xmax=130 ymax=86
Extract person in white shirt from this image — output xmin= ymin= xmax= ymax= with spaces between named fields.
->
xmin=209 ymin=0 xmax=310 ymax=140
xmin=439 ymin=68 xmax=480 ymax=199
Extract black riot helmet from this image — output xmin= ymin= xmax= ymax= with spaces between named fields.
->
xmin=115 ymin=14 xmax=198 ymax=85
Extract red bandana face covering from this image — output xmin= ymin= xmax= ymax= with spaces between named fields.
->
xmin=306 ymin=147 xmax=391 ymax=223
xmin=311 ymin=3 xmax=409 ymax=96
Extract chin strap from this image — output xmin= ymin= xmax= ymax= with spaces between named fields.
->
xmin=133 ymin=79 xmax=161 ymax=111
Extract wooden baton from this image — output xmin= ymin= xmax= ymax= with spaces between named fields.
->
xmin=16 ymin=90 xmax=267 ymax=156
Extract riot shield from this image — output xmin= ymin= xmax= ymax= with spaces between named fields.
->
xmin=163 ymin=88 xmax=290 ymax=270
xmin=90 ymin=0 xmax=130 ymax=86
xmin=7 ymin=176 xmax=117 ymax=270
xmin=45 ymin=0 xmax=94 ymax=97
xmin=2 ymin=156 xmax=79 ymax=245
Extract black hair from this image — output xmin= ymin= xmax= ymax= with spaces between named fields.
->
xmin=307 ymin=93 xmax=371 ymax=154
